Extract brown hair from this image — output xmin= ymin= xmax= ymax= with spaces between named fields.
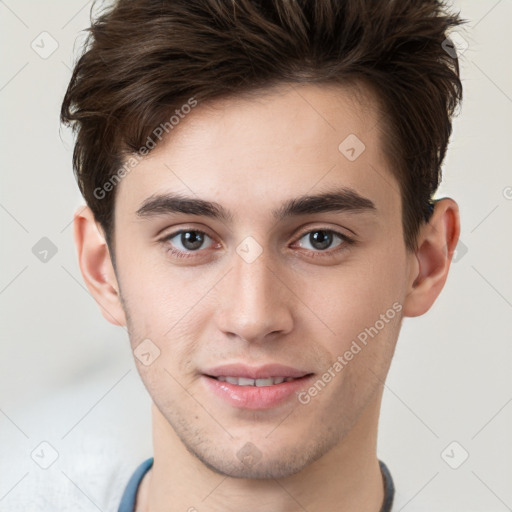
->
xmin=61 ymin=0 xmax=464 ymax=256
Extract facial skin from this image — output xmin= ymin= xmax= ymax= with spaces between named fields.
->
xmin=74 ymin=83 xmax=460 ymax=511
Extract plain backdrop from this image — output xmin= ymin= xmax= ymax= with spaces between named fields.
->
xmin=0 ymin=1 xmax=511 ymax=510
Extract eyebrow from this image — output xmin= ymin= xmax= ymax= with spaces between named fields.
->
xmin=135 ymin=186 xmax=377 ymax=223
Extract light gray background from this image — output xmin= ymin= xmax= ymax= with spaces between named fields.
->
xmin=1 ymin=1 xmax=511 ymax=510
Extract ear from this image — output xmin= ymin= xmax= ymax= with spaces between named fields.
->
xmin=402 ymin=198 xmax=460 ymax=317
xmin=73 ymin=205 xmax=127 ymax=326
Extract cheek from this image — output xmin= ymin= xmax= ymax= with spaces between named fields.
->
xmin=118 ymin=273 xmax=207 ymax=381
xmin=116 ymin=246 xmax=204 ymax=333
xmin=302 ymin=242 xmax=406 ymax=352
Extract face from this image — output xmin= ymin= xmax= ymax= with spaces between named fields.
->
xmin=111 ymin=83 xmax=411 ymax=478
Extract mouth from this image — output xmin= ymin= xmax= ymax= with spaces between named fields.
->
xmin=201 ymin=364 xmax=315 ymax=409
xmin=206 ymin=375 xmax=310 ymax=386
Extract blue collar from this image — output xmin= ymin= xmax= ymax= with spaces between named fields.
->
xmin=118 ymin=457 xmax=153 ymax=512
xmin=118 ymin=458 xmax=394 ymax=511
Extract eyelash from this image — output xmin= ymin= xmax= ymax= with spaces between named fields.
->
xmin=160 ymin=227 xmax=355 ymax=260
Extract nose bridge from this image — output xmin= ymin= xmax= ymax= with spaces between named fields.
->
xmin=215 ymin=242 xmax=293 ymax=342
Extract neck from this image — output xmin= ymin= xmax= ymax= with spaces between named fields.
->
xmin=137 ymin=391 xmax=386 ymax=512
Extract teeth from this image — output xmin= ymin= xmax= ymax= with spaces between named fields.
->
xmin=255 ymin=378 xmax=273 ymax=386
xmin=214 ymin=376 xmax=297 ymax=386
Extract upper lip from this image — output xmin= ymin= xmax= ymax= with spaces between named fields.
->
xmin=203 ymin=363 xmax=312 ymax=379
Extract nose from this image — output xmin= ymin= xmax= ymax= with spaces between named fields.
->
xmin=214 ymin=245 xmax=294 ymax=344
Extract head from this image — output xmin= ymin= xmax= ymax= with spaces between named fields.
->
xmin=63 ymin=0 xmax=463 ymax=479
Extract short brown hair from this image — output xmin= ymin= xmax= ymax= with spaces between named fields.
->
xmin=61 ymin=0 xmax=464 ymax=255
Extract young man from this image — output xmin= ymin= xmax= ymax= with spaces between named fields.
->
xmin=62 ymin=0 xmax=463 ymax=510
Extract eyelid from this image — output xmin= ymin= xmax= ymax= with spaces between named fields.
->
xmin=160 ymin=225 xmax=355 ymax=263
xmin=293 ymin=225 xmax=354 ymax=242
xmin=161 ymin=228 xmax=217 ymax=248
xmin=160 ymin=225 xmax=352 ymax=245
xmin=291 ymin=228 xmax=354 ymax=257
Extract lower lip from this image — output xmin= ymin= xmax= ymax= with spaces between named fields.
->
xmin=202 ymin=374 xmax=314 ymax=410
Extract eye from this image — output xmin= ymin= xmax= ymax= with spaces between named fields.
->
xmin=294 ymin=229 xmax=353 ymax=255
xmin=160 ymin=227 xmax=354 ymax=261
xmin=161 ymin=229 xmax=216 ymax=258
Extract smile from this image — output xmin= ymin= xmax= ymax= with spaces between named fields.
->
xmin=202 ymin=373 xmax=315 ymax=410
xmin=211 ymin=376 xmax=299 ymax=386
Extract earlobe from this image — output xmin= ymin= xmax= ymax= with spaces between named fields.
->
xmin=402 ymin=198 xmax=460 ymax=317
xmin=73 ymin=205 xmax=127 ymax=326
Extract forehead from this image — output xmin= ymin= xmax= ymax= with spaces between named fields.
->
xmin=115 ymin=82 xmax=399 ymax=225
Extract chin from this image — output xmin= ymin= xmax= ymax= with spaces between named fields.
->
xmin=188 ymin=435 xmax=337 ymax=480
xmin=198 ymin=453 xmax=312 ymax=480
